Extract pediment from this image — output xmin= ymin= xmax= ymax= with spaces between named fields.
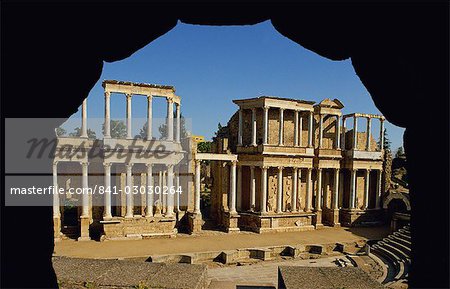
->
xmin=318 ymin=98 xmax=344 ymax=109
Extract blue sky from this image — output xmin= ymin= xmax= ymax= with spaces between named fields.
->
xmin=66 ymin=20 xmax=404 ymax=150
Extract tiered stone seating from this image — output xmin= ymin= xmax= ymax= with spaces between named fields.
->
xmin=369 ymin=225 xmax=411 ymax=288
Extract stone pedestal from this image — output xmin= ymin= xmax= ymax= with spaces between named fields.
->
xmin=313 ymin=210 xmax=323 ymax=229
xmin=223 ymin=212 xmax=240 ymax=233
xmin=322 ymin=208 xmax=341 ymax=227
xmin=339 ymin=208 xmax=384 ymax=227
xmin=188 ymin=212 xmax=203 ymax=234
xmin=53 ymin=216 xmax=61 ymax=242
xmin=78 ymin=216 xmax=91 ymax=241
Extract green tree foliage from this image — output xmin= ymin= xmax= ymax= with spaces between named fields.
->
xmin=69 ymin=127 xmax=96 ymax=139
xmin=214 ymin=123 xmax=228 ymax=138
xmin=197 ymin=141 xmax=211 ymax=153
xmin=395 ymin=146 xmax=405 ymax=158
xmin=102 ymin=120 xmax=127 ymax=138
xmin=55 ymin=126 xmax=66 ymax=136
xmin=158 ymin=113 xmax=188 ymax=140
xmin=377 ymin=128 xmax=391 ymax=151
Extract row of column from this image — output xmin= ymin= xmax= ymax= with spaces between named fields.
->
xmin=103 ymin=92 xmax=182 ymax=141
xmin=317 ymin=114 xmax=341 ymax=149
xmin=342 ymin=115 xmax=385 ymax=151
xmin=232 ymin=166 xmax=383 ymax=214
xmin=237 ymin=107 xmax=314 ymax=147
xmin=194 ymin=160 xmax=238 ymax=215
xmin=52 ymin=162 xmax=182 ymax=220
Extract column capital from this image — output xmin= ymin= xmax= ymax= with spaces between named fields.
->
xmin=103 ymin=162 xmax=112 ymax=168
xmin=167 ymin=97 xmax=174 ymax=104
xmin=147 ymin=94 xmax=153 ymax=100
xmin=126 ymin=162 xmax=134 ymax=168
xmin=317 ymin=168 xmax=322 ymax=172
xmin=53 ymin=161 xmax=59 ymax=166
xmin=146 ymin=163 xmax=153 ymax=168
xmin=167 ymin=164 xmax=174 ymax=169
xmin=262 ymin=166 xmax=269 ymax=170
xmin=279 ymin=107 xmax=285 ymax=112
xmin=263 ymin=105 xmax=270 ymax=110
xmin=277 ymin=166 xmax=284 ymax=171
xmin=251 ymin=107 xmax=256 ymax=112
xmin=125 ymin=93 xmax=132 ymax=99
xmin=80 ymin=161 xmax=89 ymax=166
xmin=195 ymin=159 xmax=201 ymax=165
xmin=366 ymin=168 xmax=371 ymax=172
xmin=104 ymin=91 xmax=111 ymax=98
xmin=231 ymin=160 xmax=238 ymax=166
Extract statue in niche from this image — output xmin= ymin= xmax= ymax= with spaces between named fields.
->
xmin=284 ymin=175 xmax=292 ymax=211
xmin=154 ymin=200 xmax=162 ymax=216
xmin=267 ymin=174 xmax=277 ymax=212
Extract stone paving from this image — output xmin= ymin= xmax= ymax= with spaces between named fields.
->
xmin=207 ymin=256 xmax=346 ymax=288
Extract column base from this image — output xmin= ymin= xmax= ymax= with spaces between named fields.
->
xmin=53 ymin=216 xmax=61 ymax=241
xmin=78 ymin=216 xmax=91 ymax=241
xmin=313 ymin=210 xmax=323 ymax=229
xmin=188 ymin=212 xmax=203 ymax=234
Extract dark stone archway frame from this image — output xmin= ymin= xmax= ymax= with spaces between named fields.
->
xmin=1 ymin=2 xmax=448 ymax=288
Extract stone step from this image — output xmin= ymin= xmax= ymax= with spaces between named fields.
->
xmin=378 ymin=241 xmax=410 ymax=263
xmin=384 ymin=238 xmax=411 ymax=254
xmin=388 ymin=235 xmax=411 ymax=247
xmin=372 ymin=245 xmax=405 ymax=280
xmin=393 ymin=231 xmax=411 ymax=241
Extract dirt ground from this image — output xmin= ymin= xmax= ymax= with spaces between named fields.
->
xmin=54 ymin=226 xmax=390 ymax=259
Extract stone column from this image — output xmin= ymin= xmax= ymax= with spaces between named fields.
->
xmin=81 ymin=162 xmax=89 ymax=217
xmin=250 ymin=166 xmax=256 ymax=211
xmin=299 ymin=113 xmax=303 ymax=147
xmin=350 ymin=169 xmax=357 ymax=209
xmin=103 ymin=162 xmax=112 ymax=219
xmin=194 ymin=160 xmax=201 ymax=214
xmin=175 ymin=168 xmax=180 ymax=212
xmin=305 ymin=168 xmax=313 ymax=212
xmin=376 ymin=169 xmax=382 ymax=209
xmin=176 ymin=103 xmax=181 ymax=142
xmin=332 ymin=169 xmax=339 ymax=209
xmin=315 ymin=168 xmax=322 ymax=211
xmin=277 ymin=166 xmax=283 ymax=213
xmin=366 ymin=117 xmax=372 ymax=151
xmin=104 ymin=92 xmax=111 ymax=138
xmin=335 ymin=115 xmax=341 ymax=149
xmin=294 ymin=110 xmax=299 ymax=147
xmin=318 ymin=114 xmax=324 ymax=148
xmin=166 ymin=98 xmax=174 ymax=141
xmin=162 ymin=171 xmax=166 ymax=213
xmin=364 ymin=169 xmax=370 ymax=209
xmin=251 ymin=108 xmax=257 ymax=146
xmin=261 ymin=166 xmax=268 ymax=213
xmin=125 ymin=163 xmax=134 ymax=218
xmin=237 ymin=166 xmax=242 ymax=211
xmin=79 ymin=161 xmax=90 ymax=241
xmin=341 ymin=117 xmax=346 ymax=150
xmin=53 ymin=161 xmax=60 ymax=217
xmin=81 ymin=98 xmax=88 ymax=138
xmin=308 ymin=111 xmax=313 ymax=147
xmin=229 ymin=161 xmax=237 ymax=214
xmin=146 ymin=164 xmax=153 ymax=217
xmin=263 ymin=106 xmax=269 ymax=145
xmin=379 ymin=119 xmax=385 ymax=151
xmin=238 ymin=108 xmax=243 ymax=145
xmin=146 ymin=95 xmax=153 ymax=140
xmin=126 ymin=93 xmax=132 ymax=139
xmin=292 ymin=168 xmax=298 ymax=212
xmin=278 ymin=108 xmax=284 ymax=146
xmin=158 ymin=170 xmax=163 ymax=208
xmin=166 ymin=165 xmax=174 ymax=217
xmin=353 ymin=116 xmax=358 ymax=149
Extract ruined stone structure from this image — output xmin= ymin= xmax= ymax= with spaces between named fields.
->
xmin=53 ymin=81 xmax=388 ymax=241
xmin=209 ymin=96 xmax=387 ymax=233
xmin=53 ymin=80 xmax=188 ymax=241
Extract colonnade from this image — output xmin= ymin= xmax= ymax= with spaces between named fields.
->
xmin=52 ymin=161 xmax=183 ymax=220
xmin=342 ymin=114 xmax=385 ymax=151
xmin=194 ymin=159 xmax=238 ymax=215
xmin=231 ymin=166 xmax=384 ymax=215
xmin=75 ymin=92 xmax=183 ymax=141
xmin=237 ymin=107 xmax=314 ymax=147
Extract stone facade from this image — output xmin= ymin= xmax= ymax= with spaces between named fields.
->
xmin=52 ymin=82 xmax=388 ymax=241
xmin=207 ymin=96 xmax=387 ymax=233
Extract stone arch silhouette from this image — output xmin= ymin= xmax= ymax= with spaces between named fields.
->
xmin=383 ymin=192 xmax=411 ymax=212
xmin=2 ymin=3 xmax=448 ymax=288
